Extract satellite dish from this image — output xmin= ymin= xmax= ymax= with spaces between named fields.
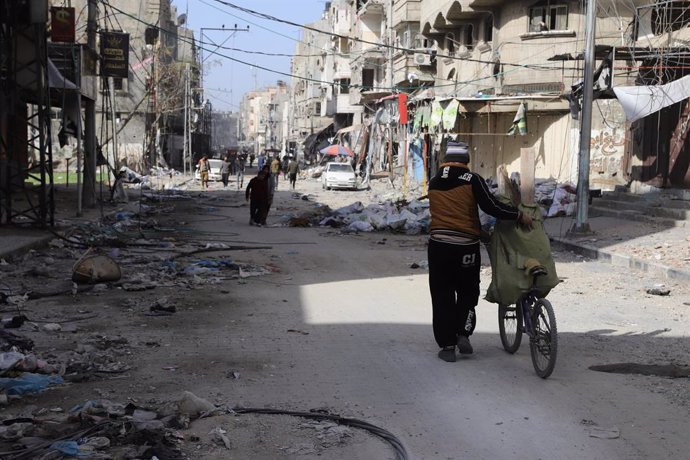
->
xmin=177 ymin=14 xmax=187 ymax=26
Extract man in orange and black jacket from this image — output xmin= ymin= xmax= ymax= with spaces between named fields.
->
xmin=428 ymin=141 xmax=532 ymax=363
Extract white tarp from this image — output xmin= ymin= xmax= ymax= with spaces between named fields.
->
xmin=613 ymin=74 xmax=690 ymax=122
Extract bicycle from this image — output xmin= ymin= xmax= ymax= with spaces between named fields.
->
xmin=498 ymin=263 xmax=558 ymax=378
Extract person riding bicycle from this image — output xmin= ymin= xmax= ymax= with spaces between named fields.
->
xmin=428 ymin=140 xmax=533 ymax=362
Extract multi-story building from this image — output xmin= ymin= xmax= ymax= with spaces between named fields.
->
xmin=290 ymin=11 xmax=334 ymax=153
xmin=239 ymin=83 xmax=289 ymax=155
xmin=50 ymin=0 xmax=199 ymax=171
xmin=417 ymin=0 xmax=634 ymax=189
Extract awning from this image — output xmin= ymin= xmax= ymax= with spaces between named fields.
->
xmin=303 ymin=123 xmax=335 ymax=156
xmin=48 ymin=58 xmax=78 ymax=90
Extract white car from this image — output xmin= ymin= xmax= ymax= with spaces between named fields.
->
xmin=195 ymin=159 xmax=224 ymax=181
xmin=321 ymin=162 xmax=357 ymax=190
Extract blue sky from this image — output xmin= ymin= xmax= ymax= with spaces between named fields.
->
xmin=180 ymin=0 xmax=327 ymax=112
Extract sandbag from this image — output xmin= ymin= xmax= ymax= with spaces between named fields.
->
xmin=485 ymin=201 xmax=559 ymax=306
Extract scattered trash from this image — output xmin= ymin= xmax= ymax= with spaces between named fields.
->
xmin=0 ymin=372 xmax=64 ymax=395
xmin=178 ymin=391 xmax=215 ymax=417
xmin=43 ymin=323 xmax=62 ymax=332
xmin=210 ymin=427 xmax=232 ymax=449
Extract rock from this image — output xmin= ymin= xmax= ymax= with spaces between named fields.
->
xmin=43 ymin=323 xmax=62 ymax=332
xmin=646 ymin=284 xmax=670 ymax=296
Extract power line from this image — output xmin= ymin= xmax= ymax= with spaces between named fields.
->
xmin=101 ymin=0 xmax=568 ymax=92
xmin=208 ymin=0 xmax=558 ymax=71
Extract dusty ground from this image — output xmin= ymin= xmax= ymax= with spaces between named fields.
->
xmin=0 ymin=171 xmax=688 ymax=459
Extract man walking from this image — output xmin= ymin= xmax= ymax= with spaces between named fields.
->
xmin=197 ymin=156 xmax=211 ymax=189
xmin=220 ymin=155 xmax=231 ymax=188
xmin=245 ymin=168 xmax=269 ymax=226
xmin=236 ymin=153 xmax=246 ymax=189
xmin=270 ymin=155 xmax=281 ymax=191
xmin=427 ymin=141 xmax=532 ymax=363
xmin=287 ymin=156 xmax=299 ymax=189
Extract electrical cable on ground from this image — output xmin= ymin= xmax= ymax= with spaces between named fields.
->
xmin=232 ymin=407 xmax=411 ymax=460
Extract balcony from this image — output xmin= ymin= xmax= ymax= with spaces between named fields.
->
xmin=357 ymin=0 xmax=385 ymax=17
xmin=393 ymin=0 xmax=422 ymax=28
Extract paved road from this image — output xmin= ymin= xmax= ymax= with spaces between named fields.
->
xmin=171 ymin=181 xmax=689 ymax=459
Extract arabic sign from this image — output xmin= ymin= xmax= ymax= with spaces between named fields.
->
xmin=100 ymin=32 xmax=129 ymax=78
xmin=51 ymin=7 xmax=75 ymax=43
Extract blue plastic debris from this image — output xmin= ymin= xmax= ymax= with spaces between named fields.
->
xmin=0 ymin=373 xmax=64 ymax=396
xmin=50 ymin=440 xmax=82 ymax=457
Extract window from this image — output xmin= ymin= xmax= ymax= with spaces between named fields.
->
xmin=529 ymin=3 xmax=568 ymax=32
xmin=362 ymin=68 xmax=374 ymax=90
xmin=314 ymin=102 xmax=321 ymax=115
xmin=484 ymin=15 xmax=494 ymax=42
xmin=445 ymin=32 xmax=456 ymax=54
xmin=338 ymin=78 xmax=350 ymax=94
xmin=462 ymin=25 xmax=474 ymax=50
xmin=113 ymin=78 xmax=123 ymax=90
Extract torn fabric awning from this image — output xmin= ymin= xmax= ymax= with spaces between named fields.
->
xmin=613 ymin=74 xmax=690 ymax=122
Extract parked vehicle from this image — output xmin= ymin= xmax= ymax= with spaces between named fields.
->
xmin=195 ymin=159 xmax=224 ymax=182
xmin=321 ymin=162 xmax=357 ymax=190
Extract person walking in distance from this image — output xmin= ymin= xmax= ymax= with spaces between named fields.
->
xmin=270 ymin=155 xmax=281 ymax=191
xmin=245 ymin=168 xmax=269 ymax=226
xmin=287 ymin=155 xmax=299 ymax=189
xmin=198 ymin=155 xmax=211 ymax=189
xmin=261 ymin=164 xmax=274 ymax=225
xmin=236 ymin=153 xmax=246 ymax=189
xmin=249 ymin=153 xmax=255 ymax=169
xmin=220 ymin=155 xmax=231 ymax=188
xmin=427 ymin=141 xmax=533 ymax=363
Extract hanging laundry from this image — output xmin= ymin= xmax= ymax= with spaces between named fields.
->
xmin=613 ymin=74 xmax=690 ymax=122
xmin=507 ymin=102 xmax=527 ymax=135
xmin=421 ymin=105 xmax=432 ymax=129
xmin=430 ymin=100 xmax=444 ymax=128
xmin=442 ymin=99 xmax=460 ymax=130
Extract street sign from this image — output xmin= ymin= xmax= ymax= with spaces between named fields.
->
xmin=50 ymin=7 xmax=75 ymax=43
xmin=100 ymin=32 xmax=129 ymax=78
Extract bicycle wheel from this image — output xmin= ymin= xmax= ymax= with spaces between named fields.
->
xmin=498 ymin=303 xmax=523 ymax=353
xmin=529 ymin=298 xmax=558 ymax=378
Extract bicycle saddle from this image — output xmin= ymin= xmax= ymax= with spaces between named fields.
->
xmin=524 ymin=258 xmax=547 ymax=277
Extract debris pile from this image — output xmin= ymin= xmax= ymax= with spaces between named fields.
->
xmin=319 ymin=200 xmax=430 ymax=234
xmin=0 ymin=391 xmax=218 ymax=459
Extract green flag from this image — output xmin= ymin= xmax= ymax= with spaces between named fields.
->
xmin=508 ymin=102 xmax=527 ymax=135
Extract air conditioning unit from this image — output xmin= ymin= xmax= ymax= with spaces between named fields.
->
xmin=414 ymin=52 xmax=432 ymax=66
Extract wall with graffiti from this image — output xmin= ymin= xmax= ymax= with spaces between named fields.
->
xmin=589 ymin=101 xmax=627 ymax=189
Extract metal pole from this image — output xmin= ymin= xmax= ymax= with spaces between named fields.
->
xmin=76 ymin=93 xmax=83 ymax=216
xmin=183 ymin=64 xmax=188 ymax=175
xmin=83 ymin=0 xmax=98 ymax=207
xmin=571 ymin=0 xmax=597 ymax=234
xmin=388 ymin=0 xmax=394 ymax=90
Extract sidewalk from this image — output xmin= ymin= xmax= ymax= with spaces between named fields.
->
xmin=543 ymin=214 xmax=690 ymax=282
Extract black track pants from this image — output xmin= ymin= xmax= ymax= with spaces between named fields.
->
xmin=428 ymin=239 xmax=480 ymax=348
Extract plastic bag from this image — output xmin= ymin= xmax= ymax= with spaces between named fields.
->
xmin=486 ymin=201 xmax=560 ymax=306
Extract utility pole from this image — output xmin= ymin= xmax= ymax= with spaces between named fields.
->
xmin=83 ymin=0 xmax=98 ymax=208
xmin=388 ymin=0 xmax=394 ymax=90
xmin=183 ymin=64 xmax=189 ymax=175
xmin=571 ymin=0 xmax=597 ymax=234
